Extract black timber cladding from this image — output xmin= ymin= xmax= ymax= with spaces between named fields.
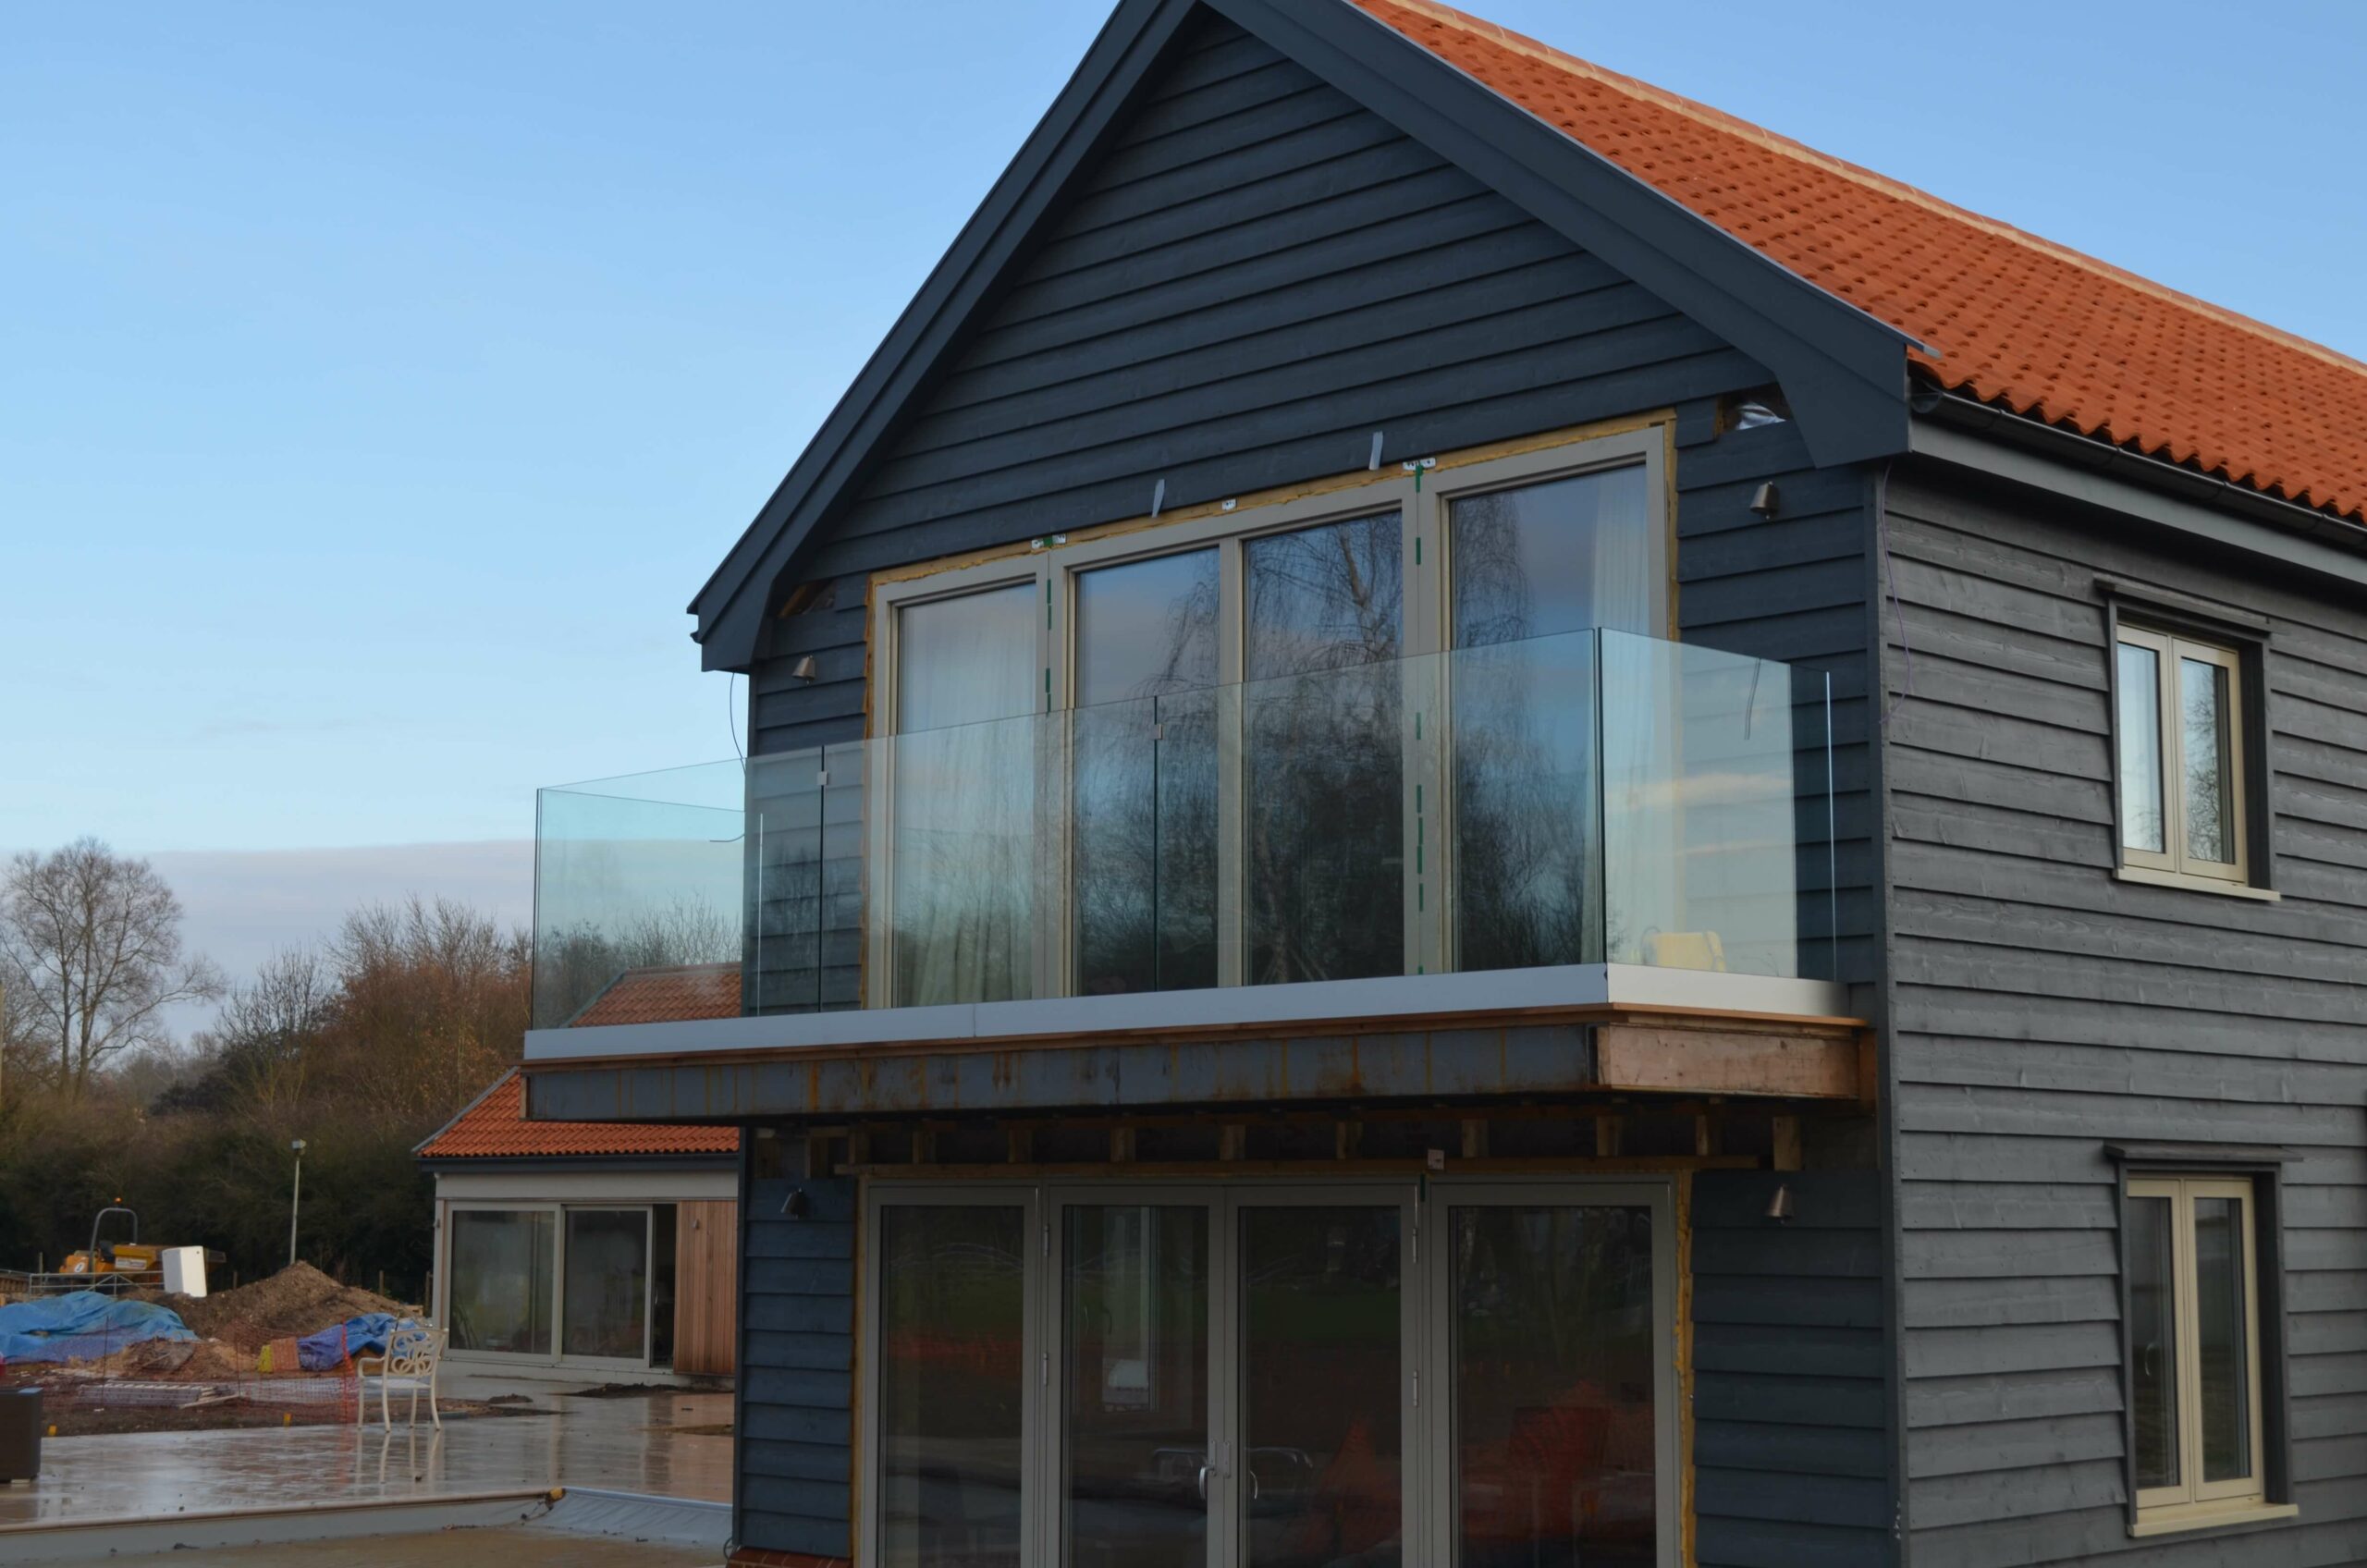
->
xmin=1692 ymin=1170 xmax=1895 ymax=1568
xmin=691 ymin=0 xmax=1919 ymax=671
xmin=744 ymin=10 xmax=1879 ymax=1012
xmin=1881 ymin=462 xmax=2367 ymax=1566
xmin=737 ymin=1155 xmax=859 ymax=1562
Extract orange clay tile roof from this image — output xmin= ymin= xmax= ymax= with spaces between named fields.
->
xmin=1351 ymin=0 xmax=2367 ymax=523
xmin=417 ymin=1069 xmax=740 ymax=1160
xmin=418 ymin=964 xmax=743 ymax=1159
xmin=570 ymin=962 xmax=743 ymax=1027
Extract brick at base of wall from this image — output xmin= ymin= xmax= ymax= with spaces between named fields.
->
xmin=727 ymin=1550 xmax=850 ymax=1568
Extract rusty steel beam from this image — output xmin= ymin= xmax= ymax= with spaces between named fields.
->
xmin=526 ymin=1023 xmax=1594 ymax=1123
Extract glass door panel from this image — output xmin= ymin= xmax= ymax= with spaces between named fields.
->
xmin=2128 ymin=1193 xmax=2180 ymax=1492
xmin=1239 ymin=1204 xmax=1405 ymax=1568
xmin=562 ymin=1208 xmax=649 ymax=1361
xmin=892 ymin=582 xmax=1041 ymax=1007
xmin=1072 ymin=551 xmax=1221 ymax=997
xmin=1243 ymin=515 xmax=1404 ymax=984
xmin=1061 ymin=1203 xmax=1213 ymax=1568
xmin=1448 ymin=1203 xmax=1659 ymax=1567
xmin=448 ymin=1208 xmax=554 ymax=1355
xmin=877 ymin=1203 xmax=1029 ymax=1568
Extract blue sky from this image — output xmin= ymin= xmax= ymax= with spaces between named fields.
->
xmin=6 ymin=1 xmax=2362 ymax=976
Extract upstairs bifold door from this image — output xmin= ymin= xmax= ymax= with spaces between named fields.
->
xmin=863 ymin=1180 xmax=1679 ymax=1568
xmin=865 ymin=429 xmax=1671 ymax=1008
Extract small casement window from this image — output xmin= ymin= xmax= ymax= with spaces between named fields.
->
xmin=2125 ymin=1175 xmax=2289 ymax=1532
xmin=2114 ymin=627 xmax=2248 ymax=883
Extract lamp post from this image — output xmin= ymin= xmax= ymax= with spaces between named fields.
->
xmin=288 ymin=1139 xmax=307 ymax=1268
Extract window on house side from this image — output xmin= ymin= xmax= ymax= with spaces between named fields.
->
xmin=2127 ymin=1175 xmax=2273 ymax=1527
xmin=2115 ymin=627 xmax=2247 ymax=883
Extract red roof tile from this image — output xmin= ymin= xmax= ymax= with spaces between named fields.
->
xmin=570 ymin=962 xmax=743 ymax=1027
xmin=417 ymin=1070 xmax=740 ymax=1161
xmin=1353 ymin=0 xmax=2367 ymax=522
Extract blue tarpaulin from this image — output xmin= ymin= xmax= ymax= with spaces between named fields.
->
xmin=0 ymin=1292 xmax=195 ymax=1364
xmin=298 ymin=1312 xmax=396 ymax=1370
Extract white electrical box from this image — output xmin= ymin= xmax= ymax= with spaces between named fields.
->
xmin=160 ymin=1245 xmax=208 ymax=1298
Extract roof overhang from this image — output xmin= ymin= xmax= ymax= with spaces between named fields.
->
xmin=689 ymin=0 xmax=1917 ymax=671
xmin=1908 ymin=394 xmax=2367 ymax=594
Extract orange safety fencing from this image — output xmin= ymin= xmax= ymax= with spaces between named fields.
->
xmin=0 ymin=1319 xmax=362 ymax=1426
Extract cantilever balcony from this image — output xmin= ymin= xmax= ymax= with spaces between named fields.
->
xmin=526 ymin=629 xmax=1842 ymax=1086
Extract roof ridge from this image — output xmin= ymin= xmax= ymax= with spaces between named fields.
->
xmin=1361 ymin=0 xmax=2367 ymax=384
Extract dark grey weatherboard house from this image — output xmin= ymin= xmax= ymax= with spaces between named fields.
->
xmin=518 ymin=1 xmax=2367 ymax=1563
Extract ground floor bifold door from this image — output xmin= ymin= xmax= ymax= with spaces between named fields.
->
xmin=863 ymin=1180 xmax=1678 ymax=1568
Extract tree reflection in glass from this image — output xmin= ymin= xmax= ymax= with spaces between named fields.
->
xmin=1449 ymin=467 xmax=1650 ymax=970
xmin=1244 ymin=516 xmax=1404 ymax=984
xmin=2179 ymin=656 xmax=2232 ymax=864
xmin=1072 ymin=552 xmax=1220 ymax=996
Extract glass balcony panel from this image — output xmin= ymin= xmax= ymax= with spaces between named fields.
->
xmin=746 ymin=747 xmax=826 ymax=1016
xmin=1241 ymin=653 xmax=1406 ymax=986
xmin=531 ymin=759 xmax=750 ymax=1029
xmin=532 ymin=629 xmax=1837 ymax=1026
xmin=1450 ymin=632 xmax=1602 ymax=972
xmin=889 ymin=710 xmax=1040 ymax=1009
xmin=1073 ymin=694 xmax=1220 ymax=997
xmin=1600 ymin=631 xmax=1814 ymax=980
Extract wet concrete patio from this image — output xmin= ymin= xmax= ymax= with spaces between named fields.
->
xmin=0 ymin=1378 xmax=732 ymax=1529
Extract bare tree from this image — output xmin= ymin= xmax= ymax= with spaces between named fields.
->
xmin=0 ymin=839 xmax=226 ymax=1100
xmin=208 ymin=948 xmax=337 ymax=1109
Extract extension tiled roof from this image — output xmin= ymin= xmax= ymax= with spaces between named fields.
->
xmin=1352 ymin=0 xmax=2367 ymax=523
xmin=416 ymin=1070 xmax=740 ymax=1161
xmin=570 ymin=962 xmax=743 ymax=1027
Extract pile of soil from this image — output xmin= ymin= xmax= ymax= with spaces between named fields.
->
xmin=141 ymin=1262 xmax=409 ymax=1352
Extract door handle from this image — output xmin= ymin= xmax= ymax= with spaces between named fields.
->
xmin=1196 ymin=1462 xmax=1213 ymax=1501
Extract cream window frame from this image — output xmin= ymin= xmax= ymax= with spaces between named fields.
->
xmin=865 ymin=426 xmax=1673 ymax=1007
xmin=2127 ymin=1175 xmax=2276 ymax=1531
xmin=2115 ymin=627 xmax=2249 ymax=885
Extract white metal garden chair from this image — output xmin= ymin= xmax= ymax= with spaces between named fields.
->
xmin=356 ymin=1320 xmax=446 ymax=1429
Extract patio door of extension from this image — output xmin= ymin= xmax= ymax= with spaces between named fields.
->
xmin=865 ymin=1180 xmax=1678 ymax=1568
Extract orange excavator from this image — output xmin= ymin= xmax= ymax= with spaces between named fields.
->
xmin=58 ymin=1206 xmax=166 ymax=1286
xmin=2 ymin=1206 xmax=221 ymax=1298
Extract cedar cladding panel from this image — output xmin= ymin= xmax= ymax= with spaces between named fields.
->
xmin=1882 ymin=465 xmax=2367 ymax=1566
xmin=742 ymin=10 xmax=1881 ymax=1014
xmin=674 ymin=1198 xmax=741 ymax=1378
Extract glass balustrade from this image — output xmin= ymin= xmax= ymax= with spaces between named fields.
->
xmin=532 ymin=630 xmax=1835 ymax=1028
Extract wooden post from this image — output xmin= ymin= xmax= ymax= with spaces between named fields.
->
xmin=1594 ymin=1114 xmax=1624 ymax=1158
xmin=1220 ymin=1124 xmax=1246 ymax=1161
xmin=1110 ymin=1127 xmax=1137 ymax=1163
xmin=1772 ymin=1115 xmax=1804 ymax=1172
xmin=1461 ymin=1119 xmax=1488 ymax=1159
